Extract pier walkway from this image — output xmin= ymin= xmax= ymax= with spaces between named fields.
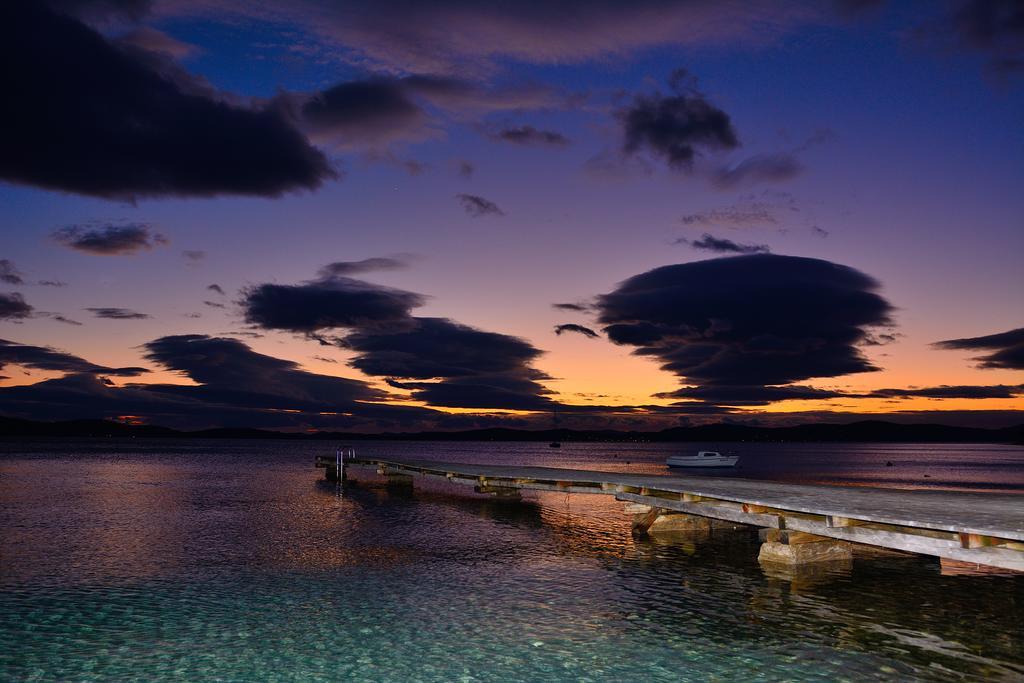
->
xmin=319 ymin=455 xmax=1024 ymax=572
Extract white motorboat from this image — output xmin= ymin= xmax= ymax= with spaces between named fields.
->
xmin=666 ymin=450 xmax=739 ymax=468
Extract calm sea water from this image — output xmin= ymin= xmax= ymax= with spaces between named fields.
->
xmin=1 ymin=439 xmax=1022 ymax=681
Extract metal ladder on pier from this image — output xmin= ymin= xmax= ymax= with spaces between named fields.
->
xmin=314 ymin=446 xmax=355 ymax=483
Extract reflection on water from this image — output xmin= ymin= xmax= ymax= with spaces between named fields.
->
xmin=1 ymin=438 xmax=1022 ymax=681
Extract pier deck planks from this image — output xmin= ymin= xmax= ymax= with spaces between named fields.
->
xmin=342 ymin=457 xmax=1024 ymax=570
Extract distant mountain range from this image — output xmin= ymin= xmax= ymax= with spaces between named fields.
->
xmin=1 ymin=415 xmax=1022 ymax=443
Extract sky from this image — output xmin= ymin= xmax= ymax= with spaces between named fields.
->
xmin=0 ymin=0 xmax=1022 ymax=432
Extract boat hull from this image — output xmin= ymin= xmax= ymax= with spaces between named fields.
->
xmin=666 ymin=455 xmax=739 ymax=468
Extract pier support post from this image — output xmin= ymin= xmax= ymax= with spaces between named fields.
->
xmin=758 ymin=529 xmax=852 ymax=566
xmin=631 ymin=507 xmax=714 ymax=536
xmin=377 ymin=465 xmax=414 ymax=489
xmin=322 ymin=446 xmax=351 ymax=483
xmin=630 ymin=506 xmax=660 ymax=536
xmin=383 ymin=473 xmax=414 ymax=488
xmin=474 ymin=484 xmax=522 ymax=501
xmin=648 ymin=513 xmax=712 ymax=534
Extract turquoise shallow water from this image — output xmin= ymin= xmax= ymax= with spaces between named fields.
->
xmin=1 ymin=439 xmax=1022 ymax=681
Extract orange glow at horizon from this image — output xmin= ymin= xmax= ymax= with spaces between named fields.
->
xmin=2 ymin=323 xmax=1021 ymax=422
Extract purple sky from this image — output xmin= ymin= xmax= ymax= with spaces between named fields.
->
xmin=1 ymin=1 xmax=1022 ymax=431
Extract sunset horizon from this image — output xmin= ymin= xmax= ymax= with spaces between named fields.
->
xmin=2 ymin=3 xmax=1022 ymax=435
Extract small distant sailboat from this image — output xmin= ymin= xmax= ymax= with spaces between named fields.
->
xmin=549 ymin=406 xmax=561 ymax=448
xmin=666 ymin=450 xmax=739 ymax=468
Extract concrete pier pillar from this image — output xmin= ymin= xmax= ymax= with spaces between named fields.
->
xmin=375 ymin=465 xmax=414 ymax=489
xmin=758 ymin=529 xmax=853 ymax=565
xmin=631 ymin=507 xmax=717 ymax=536
xmin=474 ymin=484 xmax=522 ymax=501
xmin=383 ymin=473 xmax=414 ymax=488
xmin=648 ymin=512 xmax=712 ymax=534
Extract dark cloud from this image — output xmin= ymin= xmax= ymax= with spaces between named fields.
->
xmin=345 ymin=317 xmax=544 ymax=380
xmin=162 ymin=339 xmax=430 ymax=428
xmin=934 ymin=326 xmax=1024 ymax=370
xmin=456 ymin=193 xmax=504 ymax=216
xmin=658 ymin=403 xmax=741 ymax=416
xmin=0 ymin=334 xmax=441 ymax=429
xmin=0 ymin=338 xmax=147 ymax=376
xmin=243 ymin=264 xmax=560 ymax=412
xmin=554 ymin=323 xmax=599 ymax=338
xmin=655 ymin=384 xmax=844 ymax=406
xmin=0 ymin=3 xmax=333 ymax=200
xmin=0 ymin=373 xmax=236 ymax=427
xmin=619 ymin=73 xmax=739 ymax=170
xmin=812 ymin=226 xmax=830 ymax=238
xmin=296 ymin=78 xmax=429 ymax=148
xmin=207 ymin=284 xmax=226 ymax=295
xmin=488 ymin=125 xmax=570 ymax=147
xmin=38 ymin=280 xmax=68 ymax=287
xmin=862 ymin=384 xmax=1024 ymax=399
xmin=241 ymin=265 xmax=720 ymax=414
xmin=680 ymin=191 xmax=799 ymax=229
xmin=339 ymin=317 xmax=628 ymax=412
xmin=552 ymin=302 xmax=593 ymax=312
xmin=400 ymin=75 xmax=564 ymax=112
xmin=947 ymin=0 xmax=1024 ymax=76
xmin=86 ymin=307 xmax=150 ymax=320
xmin=221 ymin=331 xmax=264 ymax=339
xmin=182 ymin=249 xmax=206 ymax=262
xmin=316 ymin=257 xmax=410 ymax=278
xmin=0 ymin=293 xmax=33 ymax=320
xmin=712 ymin=153 xmax=803 ymax=189
xmin=680 ymin=233 xmax=770 ymax=254
xmin=288 ymin=75 xmax=565 ymax=151
xmin=861 ymin=331 xmax=900 ymax=346
xmin=456 ymin=160 xmax=475 ymax=178
xmin=242 ymin=277 xmax=424 ymax=335
xmin=597 ymin=254 xmax=893 ymax=404
xmin=52 ymin=315 xmax=83 ymax=326
xmin=51 ymin=224 xmax=168 ymax=255
xmin=0 ymin=260 xmax=25 ymax=285
xmin=203 ymin=301 xmax=226 ymax=309
xmin=681 ymin=205 xmax=779 ymax=228
xmin=387 ymin=373 xmax=553 ymax=411
xmin=140 ymin=335 xmax=377 ymax=407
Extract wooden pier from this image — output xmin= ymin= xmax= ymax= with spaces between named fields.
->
xmin=316 ymin=455 xmax=1024 ymax=572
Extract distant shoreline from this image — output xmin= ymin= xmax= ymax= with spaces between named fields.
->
xmin=1 ymin=416 xmax=1021 ymax=444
